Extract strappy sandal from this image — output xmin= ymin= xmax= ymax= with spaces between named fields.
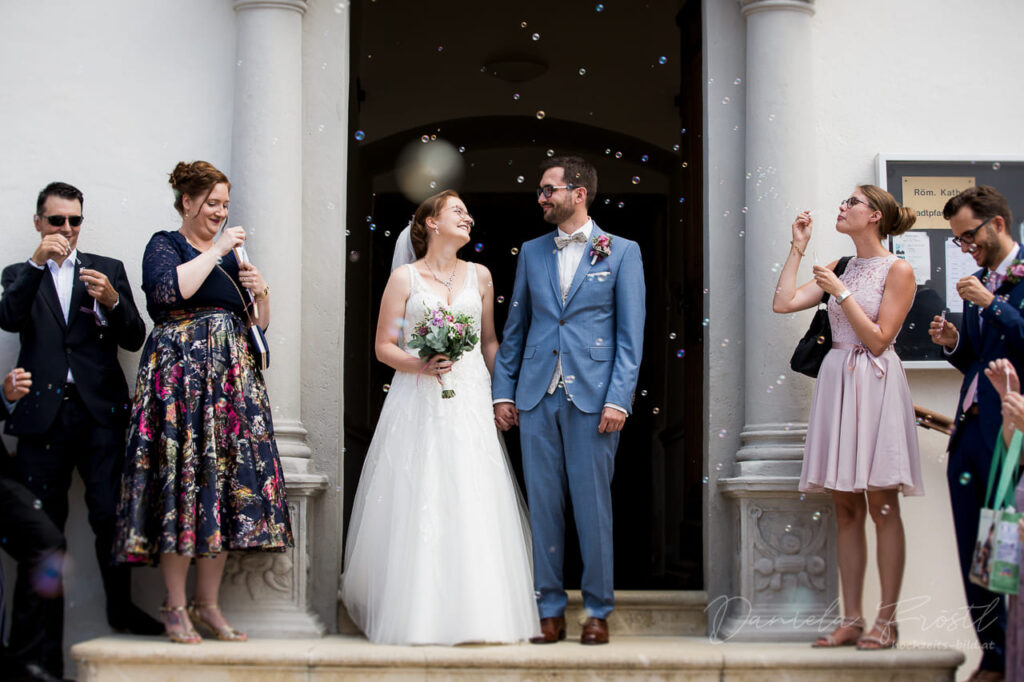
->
xmin=857 ymin=617 xmax=898 ymax=650
xmin=811 ymin=616 xmax=864 ymax=647
xmin=188 ymin=601 xmax=248 ymax=642
xmin=160 ymin=604 xmax=202 ymax=644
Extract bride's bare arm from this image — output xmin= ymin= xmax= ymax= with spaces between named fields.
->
xmin=476 ymin=263 xmax=500 ymax=375
xmin=375 ymin=268 xmax=428 ymax=374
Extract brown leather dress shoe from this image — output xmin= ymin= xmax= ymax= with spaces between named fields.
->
xmin=530 ymin=616 xmax=566 ymax=644
xmin=580 ymin=617 xmax=609 ymax=645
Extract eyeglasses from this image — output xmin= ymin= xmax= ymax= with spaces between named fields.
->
xmin=536 ymin=184 xmax=577 ymax=199
xmin=450 ymin=205 xmax=475 ymax=227
xmin=841 ymin=197 xmax=875 ymax=210
xmin=42 ymin=214 xmax=83 ymax=227
xmin=951 ymin=216 xmax=994 ymax=248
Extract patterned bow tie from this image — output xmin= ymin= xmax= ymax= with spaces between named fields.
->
xmin=554 ymin=232 xmax=588 ymax=249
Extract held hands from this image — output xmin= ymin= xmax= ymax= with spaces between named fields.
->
xmin=956 ymin=275 xmax=995 ymax=309
xmin=79 ymin=268 xmax=118 ymax=308
xmin=494 ymin=402 xmax=519 ymax=431
xmin=812 ymin=265 xmax=844 ymax=297
xmin=214 ymin=226 xmax=246 ymax=258
xmin=3 ymin=368 xmax=31 ymax=403
xmin=984 ymin=358 xmax=1020 ymax=399
xmin=928 ymin=315 xmax=959 ymax=349
xmin=791 ymin=211 xmax=812 ymax=254
xmin=238 ymin=262 xmax=267 ymax=295
xmin=32 ymin=234 xmax=72 ymax=265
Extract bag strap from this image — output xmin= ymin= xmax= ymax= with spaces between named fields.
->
xmin=215 ymin=262 xmax=257 ymax=327
xmin=988 ymin=429 xmax=1024 ymax=510
xmin=819 ymin=256 xmax=853 ymax=305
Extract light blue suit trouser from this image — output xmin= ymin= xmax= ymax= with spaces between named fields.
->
xmin=519 ymin=388 xmax=619 ymax=619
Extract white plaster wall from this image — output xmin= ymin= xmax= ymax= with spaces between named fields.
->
xmin=703 ymin=0 xmax=1024 ymax=676
xmin=0 ymin=0 xmax=236 ymax=675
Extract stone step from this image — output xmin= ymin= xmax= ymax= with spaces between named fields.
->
xmin=336 ymin=589 xmax=709 ymax=637
xmin=72 ymin=634 xmax=964 ymax=681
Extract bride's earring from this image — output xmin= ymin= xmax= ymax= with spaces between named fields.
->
xmin=433 ymin=228 xmax=439 ymax=235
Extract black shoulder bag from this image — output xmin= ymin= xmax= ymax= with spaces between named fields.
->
xmin=789 ymin=256 xmax=852 ymax=378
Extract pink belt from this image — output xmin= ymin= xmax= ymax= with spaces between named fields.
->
xmin=832 ymin=342 xmax=891 ymax=379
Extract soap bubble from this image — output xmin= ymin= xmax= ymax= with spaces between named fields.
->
xmin=776 ymin=375 xmax=786 ymax=384
xmin=658 ymin=56 xmax=667 ymax=65
xmin=578 ymin=68 xmax=587 ymax=76
xmin=640 ymin=389 xmax=648 ymax=397
xmin=993 ymin=162 xmax=1002 ymax=170
xmin=595 ymin=3 xmax=604 ymax=11
xmin=652 ymin=407 xmax=660 ymax=415
xmin=615 ymin=151 xmax=623 ymax=159
xmin=532 ymin=32 xmax=540 ymax=41
xmin=513 ymin=93 xmax=520 ymax=101
xmin=631 ymin=176 xmax=640 ymax=185
xmin=641 ymin=154 xmax=649 ymax=162
xmin=799 ymin=494 xmax=806 ymax=501
xmin=536 ymin=110 xmax=546 ymax=119
xmin=880 ymin=504 xmax=891 ymax=515
xmin=421 ymin=134 xmax=430 ymax=143
xmin=617 ymin=202 xmax=624 ymax=208
xmin=812 ymin=511 xmax=822 ymax=521
xmin=702 ymin=318 xmax=709 ymax=327
xmin=521 ymin=21 xmax=527 ymax=28
xmin=959 ymin=472 xmax=972 ymax=485
xmin=676 ymin=349 xmax=685 ymax=358
xmin=816 ymin=335 xmax=826 ymax=344
xmin=702 ymin=476 xmax=709 ymax=484
xmin=672 ymin=144 xmax=680 ymax=152
xmin=497 ymin=296 xmax=505 ymax=303
xmin=668 ymin=332 xmax=677 ymax=340
xmin=510 ymin=247 xmax=519 ymax=255
xmin=721 ymin=338 xmax=730 ymax=347
xmin=722 ymin=97 xmax=731 ymax=104
xmin=718 ymin=429 xmax=727 ymax=438
xmin=516 ymin=176 xmax=524 ymax=183
xmin=395 ymin=137 xmax=464 ymax=203
xmin=474 ymin=243 xmax=484 ymax=253
xmin=354 ymin=130 xmax=365 ymax=141
xmin=349 ymin=250 xmax=360 ymax=262
xmin=733 ymin=77 xmax=742 ymax=85
xmin=382 ymin=384 xmax=390 ymax=393
xmin=714 ymin=463 xmax=723 ymax=472
xmin=33 ymin=499 xmax=42 ymax=510
xmin=784 ymin=524 xmax=792 ymax=533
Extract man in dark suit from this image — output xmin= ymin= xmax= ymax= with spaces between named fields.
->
xmin=2 ymin=368 xmax=67 ymax=682
xmin=0 ymin=182 xmax=160 ymax=679
xmin=929 ymin=185 xmax=1020 ymax=682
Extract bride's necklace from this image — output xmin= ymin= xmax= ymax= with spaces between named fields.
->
xmin=424 ymin=258 xmax=458 ymax=292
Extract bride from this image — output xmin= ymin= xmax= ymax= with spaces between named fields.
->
xmin=341 ymin=190 xmax=540 ymax=645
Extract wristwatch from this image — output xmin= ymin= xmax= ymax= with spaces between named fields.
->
xmin=835 ymin=289 xmax=853 ymax=305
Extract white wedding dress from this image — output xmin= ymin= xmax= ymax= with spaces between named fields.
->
xmin=341 ymin=263 xmax=540 ymax=645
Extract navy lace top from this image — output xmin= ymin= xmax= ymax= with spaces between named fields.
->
xmin=142 ymin=230 xmax=247 ymax=322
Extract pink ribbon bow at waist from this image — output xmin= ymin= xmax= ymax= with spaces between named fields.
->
xmin=832 ymin=342 xmax=889 ymax=379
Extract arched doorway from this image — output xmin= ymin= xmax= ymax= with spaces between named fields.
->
xmin=343 ymin=0 xmax=703 ymax=590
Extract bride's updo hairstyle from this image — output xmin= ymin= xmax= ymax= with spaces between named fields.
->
xmin=859 ymin=184 xmax=916 ymax=238
xmin=169 ymin=161 xmax=231 ymax=217
xmin=409 ymin=189 xmax=460 ymax=259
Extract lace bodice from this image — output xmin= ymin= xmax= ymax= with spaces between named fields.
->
xmin=827 ymin=255 xmax=900 ymax=346
xmin=401 ymin=262 xmax=482 ymax=353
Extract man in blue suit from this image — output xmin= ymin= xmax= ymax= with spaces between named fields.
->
xmin=493 ymin=156 xmax=645 ymax=645
xmin=929 ymin=185 xmax=1020 ymax=682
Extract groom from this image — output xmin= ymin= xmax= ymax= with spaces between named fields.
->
xmin=493 ymin=156 xmax=645 ymax=645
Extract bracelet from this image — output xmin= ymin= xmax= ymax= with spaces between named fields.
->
xmin=790 ymin=240 xmax=806 ymax=257
xmin=835 ymin=289 xmax=853 ymax=305
xmin=254 ymin=284 xmax=270 ymax=302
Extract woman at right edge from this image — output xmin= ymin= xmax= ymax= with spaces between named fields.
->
xmin=773 ymin=185 xmax=923 ymax=650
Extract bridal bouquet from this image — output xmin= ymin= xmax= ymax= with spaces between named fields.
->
xmin=407 ymin=305 xmax=479 ymax=398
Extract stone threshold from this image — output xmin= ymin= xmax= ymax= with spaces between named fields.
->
xmin=73 ymin=634 xmax=964 ymax=681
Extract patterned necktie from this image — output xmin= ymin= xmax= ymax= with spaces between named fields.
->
xmin=987 ymin=271 xmax=1005 ymax=292
xmin=554 ymin=232 xmax=588 ymax=249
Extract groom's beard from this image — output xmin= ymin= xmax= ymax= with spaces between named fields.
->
xmin=541 ymin=199 xmax=574 ymax=226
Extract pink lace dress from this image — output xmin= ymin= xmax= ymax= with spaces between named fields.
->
xmin=801 ymin=255 xmax=924 ymax=496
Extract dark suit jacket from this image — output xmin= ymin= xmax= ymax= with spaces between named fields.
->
xmin=948 ymin=244 xmax=1024 ymax=452
xmin=0 ymin=252 xmax=145 ymax=435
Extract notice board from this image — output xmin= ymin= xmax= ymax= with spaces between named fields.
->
xmin=877 ymin=156 xmax=1024 ymax=367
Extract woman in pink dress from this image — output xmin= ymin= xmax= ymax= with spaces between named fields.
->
xmin=984 ymin=357 xmax=1024 ymax=682
xmin=773 ymin=185 xmax=923 ymax=650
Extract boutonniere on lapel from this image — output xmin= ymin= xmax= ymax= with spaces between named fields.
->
xmin=590 ymin=235 xmax=612 ymax=265
xmin=1005 ymin=259 xmax=1024 ymax=286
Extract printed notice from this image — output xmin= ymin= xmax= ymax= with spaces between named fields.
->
xmin=892 ymin=232 xmax=931 ymax=285
xmin=903 ymin=176 xmax=976 ymax=229
xmin=945 ymin=238 xmax=981 ymax=313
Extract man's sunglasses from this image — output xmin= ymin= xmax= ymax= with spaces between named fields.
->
xmin=42 ymin=215 xmax=84 ymax=227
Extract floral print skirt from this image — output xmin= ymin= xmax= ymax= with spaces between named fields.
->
xmin=114 ymin=308 xmax=292 ymax=563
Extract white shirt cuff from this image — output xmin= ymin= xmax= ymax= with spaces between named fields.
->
xmin=604 ymin=403 xmax=628 ymax=415
xmin=943 ymin=329 xmax=960 ymax=356
xmin=27 ymin=258 xmax=45 ymax=270
xmin=492 ymin=398 xmax=515 ymax=405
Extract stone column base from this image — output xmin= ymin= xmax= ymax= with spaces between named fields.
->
xmin=219 ymin=473 xmax=329 ymax=638
xmin=715 ymin=477 xmax=837 ymax=642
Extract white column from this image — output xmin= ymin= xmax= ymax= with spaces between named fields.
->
xmin=222 ymin=0 xmax=327 ymax=638
xmin=717 ymin=0 xmax=838 ymax=641
xmin=230 ymin=0 xmax=311 ymax=472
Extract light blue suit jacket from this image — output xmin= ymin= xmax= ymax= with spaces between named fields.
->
xmin=493 ymin=222 xmax=645 ymax=414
